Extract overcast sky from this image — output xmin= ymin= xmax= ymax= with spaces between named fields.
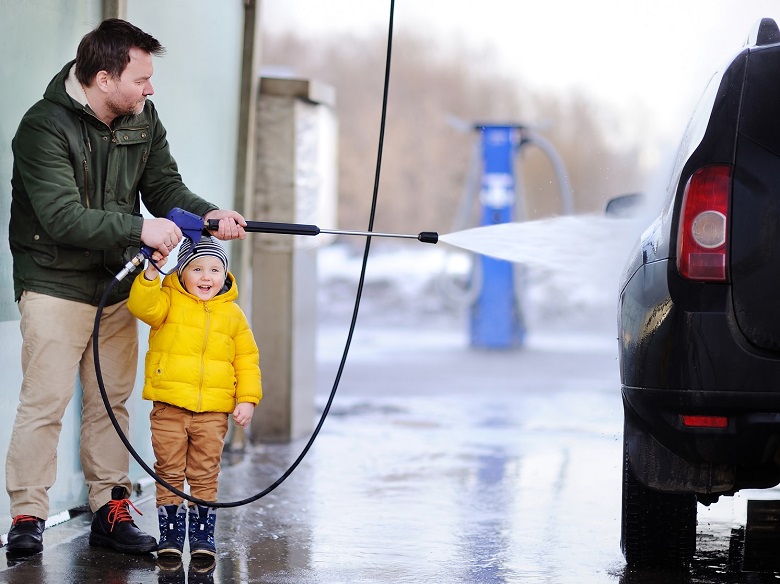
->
xmin=261 ymin=0 xmax=780 ymax=153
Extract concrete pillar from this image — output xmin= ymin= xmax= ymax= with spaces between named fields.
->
xmin=249 ymin=77 xmax=337 ymax=443
xmin=102 ymin=0 xmax=127 ymax=19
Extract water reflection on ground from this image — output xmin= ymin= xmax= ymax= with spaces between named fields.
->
xmin=2 ymin=323 xmax=780 ymax=583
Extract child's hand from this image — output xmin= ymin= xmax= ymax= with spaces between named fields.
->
xmin=232 ymin=403 xmax=255 ymax=428
xmin=144 ymin=252 xmax=167 ymax=280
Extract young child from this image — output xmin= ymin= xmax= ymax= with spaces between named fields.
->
xmin=127 ymin=236 xmax=262 ymax=561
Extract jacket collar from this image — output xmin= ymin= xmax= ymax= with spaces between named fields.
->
xmin=64 ymin=63 xmax=89 ymax=108
xmin=44 ymin=60 xmax=83 ymax=113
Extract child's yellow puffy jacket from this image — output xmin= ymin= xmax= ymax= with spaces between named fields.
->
xmin=127 ymin=270 xmax=262 ymax=413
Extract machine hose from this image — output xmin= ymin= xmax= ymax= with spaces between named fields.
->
xmin=93 ymin=0 xmax=396 ymax=508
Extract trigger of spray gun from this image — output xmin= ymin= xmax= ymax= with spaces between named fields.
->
xmin=119 ymin=208 xmax=207 ymax=282
xmin=139 ymin=208 xmax=206 ymax=259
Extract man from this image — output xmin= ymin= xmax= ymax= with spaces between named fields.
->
xmin=5 ymin=18 xmax=246 ymax=555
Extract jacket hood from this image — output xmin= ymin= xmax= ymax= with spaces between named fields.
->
xmin=44 ymin=60 xmax=89 ymax=115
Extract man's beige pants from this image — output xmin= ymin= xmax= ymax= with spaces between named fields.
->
xmin=6 ymin=291 xmax=137 ymax=519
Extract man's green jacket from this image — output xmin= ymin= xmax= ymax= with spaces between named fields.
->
xmin=9 ymin=60 xmax=218 ymax=305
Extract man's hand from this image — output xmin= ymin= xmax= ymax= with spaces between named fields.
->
xmin=204 ymin=209 xmax=247 ymax=241
xmin=141 ymin=218 xmax=183 ymax=256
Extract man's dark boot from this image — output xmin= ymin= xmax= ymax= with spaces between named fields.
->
xmin=89 ymin=486 xmax=157 ymax=554
xmin=6 ymin=515 xmax=45 ymax=555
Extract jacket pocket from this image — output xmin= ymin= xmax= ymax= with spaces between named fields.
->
xmin=107 ymin=129 xmax=149 ymax=211
xmin=25 ymin=228 xmax=103 ymax=271
xmin=151 ymin=402 xmax=169 ymax=418
xmin=149 ymin=352 xmax=165 ymax=380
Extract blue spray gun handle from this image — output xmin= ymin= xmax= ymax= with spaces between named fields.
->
xmin=113 ymin=208 xmax=210 ymax=282
xmin=140 ymin=207 xmax=208 ymax=258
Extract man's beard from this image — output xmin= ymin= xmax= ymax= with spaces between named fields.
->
xmin=106 ymin=92 xmax=145 ymax=119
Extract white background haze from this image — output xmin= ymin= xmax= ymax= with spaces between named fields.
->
xmin=262 ymin=1 xmax=780 ymax=153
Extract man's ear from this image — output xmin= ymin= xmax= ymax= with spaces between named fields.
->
xmin=94 ymin=70 xmax=112 ymax=94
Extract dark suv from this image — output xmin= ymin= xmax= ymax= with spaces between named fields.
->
xmin=618 ymin=18 xmax=780 ymax=567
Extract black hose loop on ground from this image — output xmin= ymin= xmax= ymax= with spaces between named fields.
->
xmin=93 ymin=0 xmax=396 ymax=508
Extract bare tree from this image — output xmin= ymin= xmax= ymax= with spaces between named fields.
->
xmin=261 ymin=31 xmax=646 ymax=238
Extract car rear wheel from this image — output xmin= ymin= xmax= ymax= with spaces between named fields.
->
xmin=621 ymin=425 xmax=698 ymax=567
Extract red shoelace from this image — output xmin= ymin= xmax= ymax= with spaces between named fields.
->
xmin=105 ymin=498 xmax=143 ymax=532
xmin=12 ymin=514 xmax=40 ymax=526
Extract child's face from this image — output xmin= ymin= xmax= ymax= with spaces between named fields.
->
xmin=181 ymin=256 xmax=226 ymax=301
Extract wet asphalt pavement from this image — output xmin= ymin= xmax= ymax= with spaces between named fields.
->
xmin=1 ymin=320 xmax=779 ymax=583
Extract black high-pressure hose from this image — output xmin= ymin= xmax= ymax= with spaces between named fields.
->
xmin=93 ymin=0 xmax=396 ymax=508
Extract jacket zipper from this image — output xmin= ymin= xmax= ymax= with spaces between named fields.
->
xmin=81 ymin=159 xmax=91 ymax=209
xmin=79 ymin=117 xmax=92 ymax=209
xmin=198 ymin=304 xmax=211 ymax=411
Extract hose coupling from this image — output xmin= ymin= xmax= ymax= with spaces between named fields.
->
xmin=115 ymin=252 xmax=146 ymax=282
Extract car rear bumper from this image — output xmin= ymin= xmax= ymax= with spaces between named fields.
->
xmin=623 ymin=386 xmax=780 ymax=494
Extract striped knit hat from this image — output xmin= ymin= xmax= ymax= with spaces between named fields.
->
xmin=177 ymin=236 xmax=228 ymax=275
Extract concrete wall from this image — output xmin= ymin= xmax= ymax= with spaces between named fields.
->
xmin=0 ymin=0 xmax=244 ymax=518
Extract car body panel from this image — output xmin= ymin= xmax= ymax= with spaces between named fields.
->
xmin=731 ymin=42 xmax=780 ymax=349
xmin=619 ymin=26 xmax=780 ymax=497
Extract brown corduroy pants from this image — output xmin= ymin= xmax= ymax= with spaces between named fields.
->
xmin=149 ymin=402 xmax=228 ymax=506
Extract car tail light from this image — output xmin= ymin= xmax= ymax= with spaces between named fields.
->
xmin=676 ymin=164 xmax=732 ymax=281
xmin=681 ymin=415 xmax=729 ymax=428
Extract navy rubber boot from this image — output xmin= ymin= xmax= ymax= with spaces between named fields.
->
xmin=157 ymin=502 xmax=187 ymax=557
xmin=187 ymin=505 xmax=217 ymax=559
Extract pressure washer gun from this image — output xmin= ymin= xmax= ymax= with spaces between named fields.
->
xmin=114 ymin=208 xmax=211 ymax=281
xmin=115 ymin=207 xmax=438 ymax=282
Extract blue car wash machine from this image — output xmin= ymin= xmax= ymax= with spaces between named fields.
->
xmin=461 ymin=124 xmax=573 ymax=349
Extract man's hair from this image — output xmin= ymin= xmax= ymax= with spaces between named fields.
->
xmin=75 ymin=18 xmax=165 ymax=86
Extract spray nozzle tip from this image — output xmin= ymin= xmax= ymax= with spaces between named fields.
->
xmin=417 ymin=231 xmax=439 ymax=244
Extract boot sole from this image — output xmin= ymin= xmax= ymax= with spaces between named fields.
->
xmin=190 ymin=548 xmax=216 ymax=559
xmin=156 ymin=546 xmax=183 ymax=558
xmin=5 ymin=542 xmax=43 ymax=556
xmin=88 ymin=532 xmax=157 ymax=554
